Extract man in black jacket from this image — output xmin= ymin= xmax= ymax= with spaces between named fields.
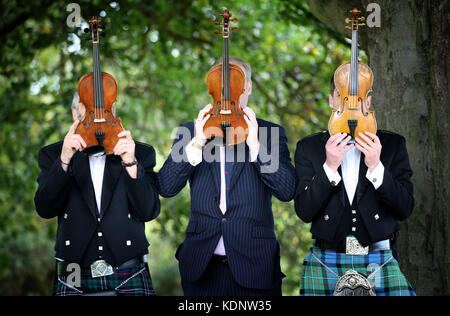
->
xmin=294 ymin=77 xmax=416 ymax=296
xmin=34 ymin=92 xmax=160 ymax=296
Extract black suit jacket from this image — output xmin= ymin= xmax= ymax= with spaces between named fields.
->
xmin=294 ymin=130 xmax=414 ymax=247
xmin=157 ymin=118 xmax=296 ymax=290
xmin=34 ymin=141 xmax=160 ymax=266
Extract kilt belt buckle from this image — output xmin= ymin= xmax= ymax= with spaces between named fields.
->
xmin=346 ymin=236 xmax=369 ymax=255
xmin=90 ymin=260 xmax=114 ymax=278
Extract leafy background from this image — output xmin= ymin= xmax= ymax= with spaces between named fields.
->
xmin=0 ymin=0 xmax=358 ymax=295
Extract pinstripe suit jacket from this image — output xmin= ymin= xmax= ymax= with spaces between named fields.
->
xmin=157 ymin=118 xmax=296 ymax=290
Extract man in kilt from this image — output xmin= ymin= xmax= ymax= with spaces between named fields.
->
xmin=293 ymin=77 xmax=416 ymax=296
xmin=34 ymin=92 xmax=160 ymax=296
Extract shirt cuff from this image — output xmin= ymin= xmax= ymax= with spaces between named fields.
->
xmin=366 ymin=162 xmax=384 ymax=189
xmin=185 ymin=139 xmax=203 ymax=166
xmin=249 ymin=144 xmax=260 ymax=162
xmin=323 ymin=162 xmax=341 ymax=186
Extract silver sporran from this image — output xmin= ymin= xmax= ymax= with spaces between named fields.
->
xmin=333 ymin=269 xmax=376 ymax=296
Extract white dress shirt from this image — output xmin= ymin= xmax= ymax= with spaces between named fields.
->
xmin=185 ymin=139 xmax=259 ymax=256
xmin=88 ymin=152 xmax=106 ymax=213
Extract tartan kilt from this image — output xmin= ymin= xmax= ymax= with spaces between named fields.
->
xmin=299 ymin=246 xmax=416 ymax=296
xmin=53 ymin=262 xmax=156 ymax=296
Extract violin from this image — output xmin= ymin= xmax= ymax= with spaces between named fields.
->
xmin=328 ymin=8 xmax=377 ymax=142
xmin=204 ymin=10 xmax=248 ymax=146
xmin=76 ymin=16 xmax=124 ymax=155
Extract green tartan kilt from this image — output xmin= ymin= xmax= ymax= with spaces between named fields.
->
xmin=53 ymin=262 xmax=156 ymax=296
xmin=299 ymin=246 xmax=416 ymax=296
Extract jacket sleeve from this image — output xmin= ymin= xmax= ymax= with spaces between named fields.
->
xmin=34 ymin=145 xmax=74 ymax=219
xmin=293 ymin=139 xmax=340 ymax=223
xmin=125 ymin=145 xmax=161 ymax=222
xmin=375 ymin=136 xmax=414 ymax=221
xmin=252 ymin=125 xmax=296 ymax=201
xmin=157 ymin=123 xmax=196 ymax=198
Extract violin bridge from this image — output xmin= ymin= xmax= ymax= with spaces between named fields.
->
xmin=94 ymin=118 xmax=106 ymax=123
xmin=220 ymin=109 xmax=232 ymax=115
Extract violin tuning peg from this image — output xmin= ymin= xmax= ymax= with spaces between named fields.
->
xmin=358 ymin=23 xmax=366 ymax=26
xmin=345 ymin=18 xmax=351 ymax=23
xmin=358 ymin=17 xmax=365 ymax=21
xmin=232 ymin=18 xmax=238 ymax=23
xmin=214 ymin=30 xmax=221 ymax=34
xmin=345 ymin=26 xmax=352 ymax=30
xmin=83 ymin=28 xmax=90 ymax=33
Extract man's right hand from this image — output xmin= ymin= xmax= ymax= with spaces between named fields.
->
xmin=325 ymin=133 xmax=354 ymax=173
xmin=60 ymin=120 xmax=86 ymax=170
xmin=194 ymin=104 xmax=212 ymax=147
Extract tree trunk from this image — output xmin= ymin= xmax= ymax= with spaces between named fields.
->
xmin=306 ymin=0 xmax=450 ymax=295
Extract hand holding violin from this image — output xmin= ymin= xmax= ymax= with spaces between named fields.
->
xmin=114 ymin=130 xmax=137 ymax=178
xmin=61 ymin=120 xmax=87 ymax=171
xmin=355 ymin=132 xmax=382 ymax=172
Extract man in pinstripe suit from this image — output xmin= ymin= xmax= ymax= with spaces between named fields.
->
xmin=158 ymin=57 xmax=296 ymax=296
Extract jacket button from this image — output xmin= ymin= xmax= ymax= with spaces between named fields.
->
xmin=374 ymin=214 xmax=380 ymax=220
xmin=324 ymin=215 xmax=329 ymax=221
xmin=64 ymin=213 xmax=68 ymax=219
xmin=304 ymin=186 xmax=308 ymax=191
xmin=222 ymin=218 xmax=227 ymax=223
xmin=65 ymin=240 xmax=70 ymax=246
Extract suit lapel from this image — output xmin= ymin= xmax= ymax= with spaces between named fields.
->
xmin=228 ymin=142 xmax=249 ymax=191
xmin=100 ymin=154 xmax=122 ymax=218
xmin=72 ymin=152 xmax=98 ymax=220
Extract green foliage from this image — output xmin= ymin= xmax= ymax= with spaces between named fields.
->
xmin=0 ymin=0 xmax=350 ymax=295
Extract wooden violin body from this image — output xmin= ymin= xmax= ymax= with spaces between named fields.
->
xmin=328 ymin=62 xmax=377 ymax=137
xmin=328 ymin=8 xmax=377 ymax=140
xmin=75 ymin=16 xmax=123 ymax=155
xmin=204 ymin=63 xmax=248 ymax=145
xmin=203 ymin=10 xmax=248 ymax=146
xmin=77 ymin=71 xmax=123 ymax=155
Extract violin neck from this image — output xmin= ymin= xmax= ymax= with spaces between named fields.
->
xmin=222 ymin=37 xmax=231 ymax=101
xmin=349 ymin=29 xmax=359 ymax=96
xmin=92 ymin=42 xmax=105 ymax=109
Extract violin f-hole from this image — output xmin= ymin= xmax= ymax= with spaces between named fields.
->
xmin=83 ymin=111 xmax=93 ymax=128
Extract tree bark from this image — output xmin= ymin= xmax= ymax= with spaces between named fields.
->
xmin=306 ymin=0 xmax=450 ymax=295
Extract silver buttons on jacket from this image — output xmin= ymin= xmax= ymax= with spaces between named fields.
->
xmin=126 ymin=240 xmax=132 ymax=246
xmin=324 ymin=215 xmax=330 ymax=221
xmin=64 ymin=213 xmax=68 ymax=219
xmin=65 ymin=240 xmax=70 ymax=246
xmin=374 ymin=214 xmax=380 ymax=220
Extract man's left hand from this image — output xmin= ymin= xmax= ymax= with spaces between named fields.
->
xmin=355 ymin=132 xmax=382 ymax=172
xmin=114 ymin=130 xmax=137 ymax=178
xmin=243 ymin=107 xmax=260 ymax=156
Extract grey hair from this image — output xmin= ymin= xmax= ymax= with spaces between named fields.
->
xmin=71 ymin=91 xmax=84 ymax=120
xmin=213 ymin=56 xmax=252 ymax=82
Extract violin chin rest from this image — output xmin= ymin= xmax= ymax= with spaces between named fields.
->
xmin=83 ymin=145 xmax=105 ymax=155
